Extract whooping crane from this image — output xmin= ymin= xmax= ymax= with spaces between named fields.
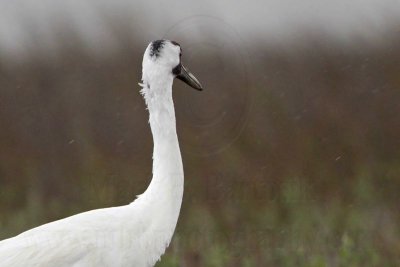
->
xmin=0 ymin=40 xmax=203 ymax=267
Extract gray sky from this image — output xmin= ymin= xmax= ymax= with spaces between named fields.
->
xmin=0 ymin=0 xmax=399 ymax=59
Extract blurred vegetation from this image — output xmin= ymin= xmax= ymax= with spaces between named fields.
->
xmin=0 ymin=22 xmax=399 ymax=267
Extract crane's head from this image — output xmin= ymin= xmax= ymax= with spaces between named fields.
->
xmin=142 ymin=40 xmax=203 ymax=91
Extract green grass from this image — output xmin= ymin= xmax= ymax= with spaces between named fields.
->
xmin=1 ymin=170 xmax=399 ymax=267
xmin=156 ymin=174 xmax=399 ymax=267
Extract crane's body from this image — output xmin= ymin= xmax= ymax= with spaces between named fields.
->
xmin=0 ymin=40 xmax=202 ymax=267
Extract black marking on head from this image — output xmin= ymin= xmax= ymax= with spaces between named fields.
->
xmin=171 ymin=41 xmax=180 ymax=47
xmin=172 ymin=63 xmax=181 ymax=76
xmin=171 ymin=41 xmax=182 ymax=57
xmin=150 ymin=40 xmax=165 ymax=58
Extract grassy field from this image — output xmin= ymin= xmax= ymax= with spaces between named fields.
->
xmin=1 ymin=163 xmax=399 ymax=266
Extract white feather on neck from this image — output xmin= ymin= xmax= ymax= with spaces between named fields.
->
xmin=134 ymin=52 xmax=184 ymax=265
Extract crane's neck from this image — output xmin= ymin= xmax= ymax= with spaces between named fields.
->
xmin=139 ymin=75 xmax=184 ymax=212
xmin=131 ymin=74 xmax=184 ymax=267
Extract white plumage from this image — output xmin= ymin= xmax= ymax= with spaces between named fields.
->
xmin=0 ymin=40 xmax=202 ymax=267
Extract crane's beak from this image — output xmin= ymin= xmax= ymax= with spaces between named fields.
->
xmin=176 ymin=64 xmax=203 ymax=91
